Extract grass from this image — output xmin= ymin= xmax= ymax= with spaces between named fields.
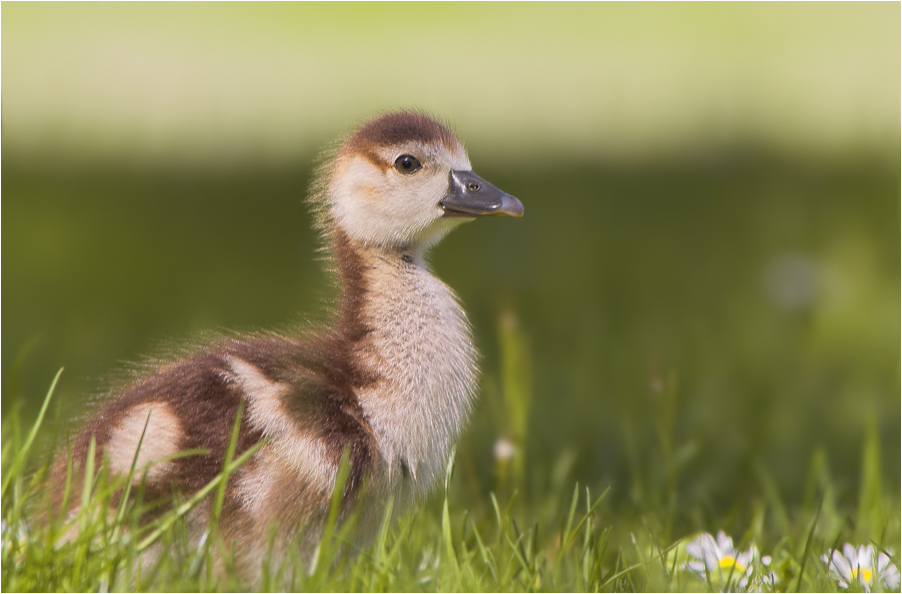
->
xmin=2 ymin=324 xmax=899 ymax=593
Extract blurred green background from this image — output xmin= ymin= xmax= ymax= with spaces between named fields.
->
xmin=3 ymin=3 xmax=899 ymax=518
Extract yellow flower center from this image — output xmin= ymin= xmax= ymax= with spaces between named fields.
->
xmin=718 ymin=555 xmax=746 ymax=571
xmin=851 ymin=567 xmax=873 ymax=584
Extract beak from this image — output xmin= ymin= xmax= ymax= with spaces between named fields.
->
xmin=441 ymin=170 xmax=524 ymax=218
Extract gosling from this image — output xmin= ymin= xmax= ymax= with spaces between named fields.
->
xmin=50 ymin=111 xmax=523 ymax=576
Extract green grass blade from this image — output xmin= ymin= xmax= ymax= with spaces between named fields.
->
xmin=136 ymin=437 xmax=265 ymax=553
xmin=1 ymin=368 xmax=63 ymax=500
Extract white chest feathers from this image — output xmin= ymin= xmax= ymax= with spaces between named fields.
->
xmin=356 ymin=256 xmax=478 ymax=500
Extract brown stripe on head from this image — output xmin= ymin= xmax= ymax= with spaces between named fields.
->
xmin=342 ymin=111 xmax=461 ymax=162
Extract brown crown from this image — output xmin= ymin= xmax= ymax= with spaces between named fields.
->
xmin=343 ymin=111 xmax=460 ymax=157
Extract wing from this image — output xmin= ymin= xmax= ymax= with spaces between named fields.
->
xmin=50 ymin=334 xmax=378 ymax=532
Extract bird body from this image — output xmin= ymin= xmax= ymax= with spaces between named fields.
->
xmin=51 ymin=111 xmax=522 ymax=577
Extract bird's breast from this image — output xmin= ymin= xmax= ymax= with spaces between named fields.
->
xmin=354 ymin=261 xmax=478 ymax=502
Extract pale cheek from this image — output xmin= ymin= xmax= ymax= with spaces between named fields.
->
xmin=331 ymin=173 xmax=396 ymax=243
xmin=329 ymin=159 xmax=460 ymax=248
xmin=380 ymin=182 xmax=442 ymax=228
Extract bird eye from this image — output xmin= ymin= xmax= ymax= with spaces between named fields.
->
xmin=394 ymin=154 xmax=422 ymax=174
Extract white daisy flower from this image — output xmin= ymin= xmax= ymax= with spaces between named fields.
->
xmin=822 ymin=544 xmax=900 ymax=592
xmin=683 ymin=531 xmax=779 ymax=592
xmin=685 ymin=531 xmax=756 ymax=589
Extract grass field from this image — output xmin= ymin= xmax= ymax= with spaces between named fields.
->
xmin=2 ymin=331 xmax=899 ymax=592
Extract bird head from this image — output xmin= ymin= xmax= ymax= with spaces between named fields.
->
xmin=323 ymin=111 xmax=523 ymax=252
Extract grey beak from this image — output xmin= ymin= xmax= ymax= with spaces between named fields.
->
xmin=440 ymin=170 xmax=524 ymax=218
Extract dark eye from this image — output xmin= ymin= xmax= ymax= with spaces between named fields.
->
xmin=394 ymin=154 xmax=422 ymax=174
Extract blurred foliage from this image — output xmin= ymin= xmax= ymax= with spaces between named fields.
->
xmin=2 ymin=3 xmax=899 ymax=164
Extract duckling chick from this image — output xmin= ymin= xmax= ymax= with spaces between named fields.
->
xmin=50 ymin=111 xmax=523 ymax=577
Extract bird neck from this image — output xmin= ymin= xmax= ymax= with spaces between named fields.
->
xmin=330 ymin=227 xmax=478 ymax=492
xmin=333 ymin=228 xmax=378 ymax=347
xmin=332 ymin=228 xmax=431 ymax=349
